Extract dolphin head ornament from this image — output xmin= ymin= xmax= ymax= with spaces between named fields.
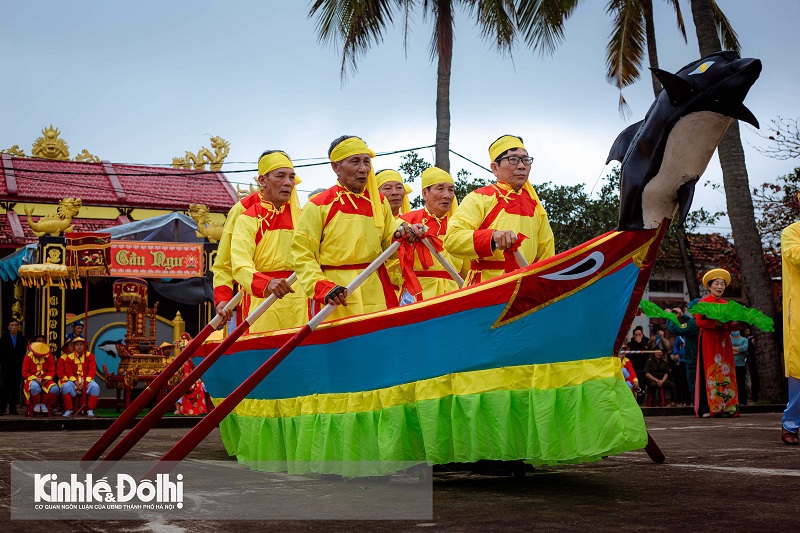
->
xmin=608 ymin=51 xmax=762 ymax=231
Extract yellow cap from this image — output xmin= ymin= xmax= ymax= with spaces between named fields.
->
xmin=329 ymin=137 xmax=384 ymax=227
xmin=30 ymin=342 xmax=50 ymax=356
xmin=702 ymin=268 xmax=731 ymax=288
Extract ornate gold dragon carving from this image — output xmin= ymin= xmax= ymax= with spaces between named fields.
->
xmin=1 ymin=145 xmax=27 ymax=157
xmin=172 ymin=136 xmax=231 ymax=171
xmin=24 ymin=198 xmax=83 ymax=237
xmin=4 ymin=125 xmax=101 ymax=162
xmin=74 ymin=149 xmax=100 ymax=163
xmin=32 ymin=125 xmax=70 ymax=160
xmin=236 ymin=181 xmax=259 ymax=199
xmin=188 ymin=203 xmax=224 ymax=242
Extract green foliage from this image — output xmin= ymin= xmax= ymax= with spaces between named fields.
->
xmin=399 ymin=151 xmax=489 ymax=208
xmin=536 ymin=168 xmax=620 ymax=253
xmin=752 ymin=166 xmax=800 ymax=250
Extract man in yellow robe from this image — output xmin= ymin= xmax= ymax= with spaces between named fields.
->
xmin=291 ymin=135 xmax=423 ymax=321
xmin=376 ymin=169 xmax=412 ymax=217
xmin=781 ymin=208 xmax=800 ymax=445
xmin=212 ymin=181 xmax=262 ymax=321
xmin=444 ymin=134 xmax=555 ymax=285
xmin=230 ymin=150 xmax=306 ymax=332
xmin=399 ymin=167 xmax=463 ymax=300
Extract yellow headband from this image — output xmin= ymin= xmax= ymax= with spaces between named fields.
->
xmin=258 ymin=152 xmax=294 ymax=176
xmin=489 ymin=135 xmax=526 ymax=163
xmin=329 ymin=137 xmax=376 ymax=162
xmin=330 ymin=137 xmax=384 ymax=227
xmin=702 ymin=268 xmax=731 ymax=288
xmin=376 ymin=170 xmax=411 ymax=215
xmin=421 ymin=167 xmax=458 ymax=218
xmin=376 ymin=169 xmax=403 ymax=187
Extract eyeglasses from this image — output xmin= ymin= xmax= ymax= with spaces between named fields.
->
xmin=499 ymin=156 xmax=534 ymax=166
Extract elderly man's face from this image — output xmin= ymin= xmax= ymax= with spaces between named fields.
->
xmin=491 ymin=148 xmax=531 ymax=192
xmin=73 ymin=324 xmax=83 ymax=335
xmin=258 ymin=168 xmax=296 ymax=207
xmin=333 ymin=154 xmax=371 ymax=194
xmin=8 ymin=321 xmax=19 ymax=335
xmin=378 ymin=180 xmax=405 ymax=215
xmin=422 ymin=183 xmax=455 ymax=218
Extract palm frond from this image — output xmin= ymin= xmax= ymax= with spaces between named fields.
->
xmin=710 ymin=0 xmax=740 ymax=52
xmin=516 ymin=0 xmax=582 ymax=57
xmin=662 ymin=0 xmax=686 ymax=43
xmin=605 ymin=0 xmax=645 ymax=93
xmin=618 ymin=90 xmax=632 ymax=119
xmin=308 ymin=0 xmax=403 ymax=78
xmin=467 ymin=0 xmax=517 ymax=55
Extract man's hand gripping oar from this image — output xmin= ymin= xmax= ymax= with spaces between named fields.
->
xmin=142 ymin=241 xmax=404 ymax=479
xmin=82 ymin=291 xmax=244 ymax=464
xmin=420 ymin=236 xmax=464 ymax=288
xmin=92 ymin=275 xmax=297 ymax=475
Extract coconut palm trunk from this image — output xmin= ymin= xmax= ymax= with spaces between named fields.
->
xmin=690 ymin=0 xmax=783 ymax=401
xmin=434 ymin=0 xmax=453 ymax=172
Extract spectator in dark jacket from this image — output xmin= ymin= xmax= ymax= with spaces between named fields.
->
xmin=0 ymin=319 xmax=28 ymax=415
xmin=668 ymin=299 xmax=701 ymax=401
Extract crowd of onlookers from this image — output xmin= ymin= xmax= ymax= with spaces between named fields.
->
xmin=619 ymin=301 xmax=759 ymax=408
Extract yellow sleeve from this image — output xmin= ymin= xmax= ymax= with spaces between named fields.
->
xmin=230 ymin=214 xmax=265 ymax=298
xmin=212 ymin=200 xmax=246 ymax=304
xmin=444 ymin=192 xmax=493 ymax=261
xmin=291 ymin=201 xmax=336 ymax=302
xmin=536 ymin=208 xmax=556 ymax=261
xmin=782 ymin=222 xmax=800 ymax=269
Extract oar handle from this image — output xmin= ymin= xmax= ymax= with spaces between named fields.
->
xmin=81 ymin=290 xmax=243 ymax=463
xmin=513 ymin=250 xmax=529 ymax=268
xmin=145 ymin=242 xmax=402 ymax=476
xmin=97 ymin=276 xmax=296 ymax=467
xmin=420 ymin=237 xmax=464 ymax=288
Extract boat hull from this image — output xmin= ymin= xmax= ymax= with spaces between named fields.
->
xmin=194 ymin=226 xmax=665 ymax=474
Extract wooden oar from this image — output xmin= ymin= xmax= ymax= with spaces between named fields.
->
xmin=82 ymin=290 xmax=244 ymax=463
xmin=95 ymin=275 xmax=297 ymax=472
xmin=513 ymin=250 xmax=528 ymax=268
xmin=143 ymin=241 xmax=402 ymax=479
xmin=420 ymin=237 xmax=464 ymax=287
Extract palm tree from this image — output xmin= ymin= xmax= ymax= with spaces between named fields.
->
xmin=602 ymin=0 xmax=737 ymax=300
xmin=690 ymin=0 xmax=783 ymax=401
xmin=308 ymin=0 xmax=577 ymax=172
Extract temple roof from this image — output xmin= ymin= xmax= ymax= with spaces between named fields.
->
xmin=0 ymin=155 xmax=238 ymax=211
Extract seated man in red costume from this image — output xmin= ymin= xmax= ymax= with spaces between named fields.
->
xmin=59 ymin=337 xmax=100 ymax=417
xmin=22 ymin=341 xmax=59 ymax=414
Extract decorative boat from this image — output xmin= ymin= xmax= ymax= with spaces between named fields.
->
xmin=193 ymin=51 xmax=761 ymax=476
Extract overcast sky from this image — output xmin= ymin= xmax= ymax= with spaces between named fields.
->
xmin=2 ymin=1 xmax=798 ymax=235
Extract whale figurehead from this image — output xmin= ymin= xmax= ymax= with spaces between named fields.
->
xmin=607 ymin=51 xmax=762 ymax=230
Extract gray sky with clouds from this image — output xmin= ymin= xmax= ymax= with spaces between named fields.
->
xmin=2 ymin=1 xmax=798 ymax=234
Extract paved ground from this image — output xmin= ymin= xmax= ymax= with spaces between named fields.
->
xmin=1 ymin=413 xmax=797 ymax=531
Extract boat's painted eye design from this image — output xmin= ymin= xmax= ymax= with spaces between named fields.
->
xmin=541 ymin=251 xmax=604 ymax=281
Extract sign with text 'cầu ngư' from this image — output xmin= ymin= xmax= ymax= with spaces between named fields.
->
xmin=109 ymin=242 xmax=203 ymax=278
